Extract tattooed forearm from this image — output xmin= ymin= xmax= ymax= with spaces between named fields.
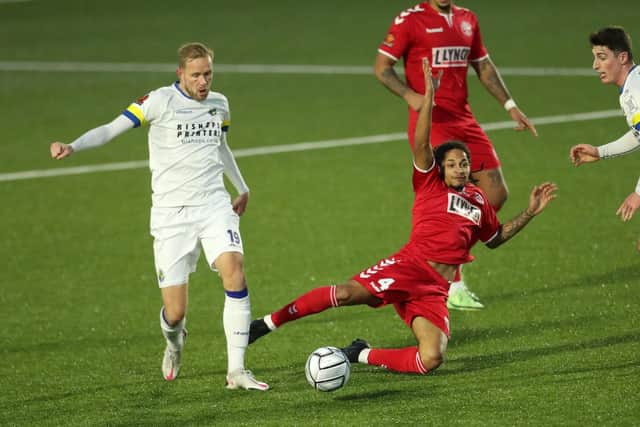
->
xmin=378 ymin=66 xmax=410 ymax=97
xmin=477 ymin=58 xmax=510 ymax=102
xmin=486 ymin=209 xmax=535 ymax=249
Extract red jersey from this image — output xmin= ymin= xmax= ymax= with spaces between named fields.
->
xmin=378 ymin=3 xmax=488 ymax=123
xmin=403 ymin=161 xmax=500 ymax=265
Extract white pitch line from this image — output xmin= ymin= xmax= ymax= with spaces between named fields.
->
xmin=0 ymin=109 xmax=621 ymax=183
xmin=0 ymin=60 xmax=596 ymax=77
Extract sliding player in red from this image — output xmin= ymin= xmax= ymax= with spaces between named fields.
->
xmin=249 ymin=58 xmax=556 ymax=375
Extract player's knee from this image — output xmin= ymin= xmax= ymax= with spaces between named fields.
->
xmin=335 ymin=284 xmax=354 ymax=305
xmin=216 ymin=259 xmax=247 ymax=291
xmin=418 ymin=348 xmax=444 ymax=372
xmin=335 ymin=282 xmax=370 ymax=306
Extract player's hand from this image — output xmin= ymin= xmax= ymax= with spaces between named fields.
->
xmin=508 ymin=107 xmax=538 ymax=137
xmin=569 ymin=144 xmax=600 ymax=166
xmin=50 ymin=142 xmax=74 ymax=160
xmin=404 ymin=90 xmax=424 ymax=112
xmin=616 ymin=192 xmax=640 ymax=222
xmin=421 ymin=58 xmax=442 ymax=98
xmin=526 ymin=182 xmax=557 ymax=216
xmin=232 ymin=192 xmax=249 ymax=216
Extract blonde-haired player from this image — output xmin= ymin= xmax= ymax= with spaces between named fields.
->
xmin=50 ymin=42 xmax=268 ymax=390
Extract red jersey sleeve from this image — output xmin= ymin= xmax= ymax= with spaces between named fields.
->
xmin=478 ymin=198 xmax=500 ymax=243
xmin=469 ymin=13 xmax=488 ymax=61
xmin=412 ymin=159 xmax=440 ymax=193
xmin=377 ymin=12 xmax=413 ymax=62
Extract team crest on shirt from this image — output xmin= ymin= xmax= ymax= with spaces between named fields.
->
xmin=472 ymin=192 xmax=484 ymax=205
xmin=447 ymin=193 xmax=481 ymax=225
xmin=459 ymin=20 xmax=473 ymax=37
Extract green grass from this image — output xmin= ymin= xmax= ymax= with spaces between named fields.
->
xmin=2 ymin=1 xmax=640 ymax=426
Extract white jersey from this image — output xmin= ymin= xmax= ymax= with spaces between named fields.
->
xmin=620 ymin=65 xmax=640 ymax=140
xmin=123 ymin=83 xmax=232 ymax=207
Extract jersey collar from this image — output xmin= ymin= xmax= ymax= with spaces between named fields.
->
xmin=620 ymin=64 xmax=637 ymax=93
xmin=173 ymin=81 xmax=193 ymax=99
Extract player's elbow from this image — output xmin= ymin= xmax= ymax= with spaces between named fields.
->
xmin=485 ymin=237 xmax=502 ymax=249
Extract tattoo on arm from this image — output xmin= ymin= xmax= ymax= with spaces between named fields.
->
xmin=477 ymin=58 xmax=510 ymax=103
xmin=379 ymin=67 xmax=409 ymax=97
xmin=486 ymin=209 xmax=534 ymax=249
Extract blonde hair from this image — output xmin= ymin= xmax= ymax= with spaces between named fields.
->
xmin=177 ymin=42 xmax=214 ymax=69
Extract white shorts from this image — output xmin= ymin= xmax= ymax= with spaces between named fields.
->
xmin=150 ymin=199 xmax=243 ymax=288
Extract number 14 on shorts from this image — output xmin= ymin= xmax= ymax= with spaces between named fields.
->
xmin=369 ymin=278 xmax=396 ymax=292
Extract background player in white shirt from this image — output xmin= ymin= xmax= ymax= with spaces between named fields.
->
xmin=50 ymin=42 xmax=268 ymax=390
xmin=570 ymin=27 xmax=640 ymax=248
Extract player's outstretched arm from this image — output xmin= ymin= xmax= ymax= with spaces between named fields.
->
xmin=486 ymin=182 xmax=557 ymax=249
xmin=413 ymin=58 xmax=437 ymax=170
xmin=471 ymin=57 xmax=538 ymax=137
xmin=50 ymin=115 xmax=134 ymax=161
xmin=569 ymin=144 xmax=600 ymax=166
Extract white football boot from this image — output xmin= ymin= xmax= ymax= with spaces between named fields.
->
xmin=162 ymin=328 xmax=187 ymax=381
xmin=225 ymin=369 xmax=269 ymax=391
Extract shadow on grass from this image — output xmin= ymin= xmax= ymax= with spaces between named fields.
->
xmin=451 ymin=314 xmax=596 ymax=346
xmin=496 ymin=263 xmax=640 ymax=301
xmin=443 ymin=332 xmax=638 ymax=376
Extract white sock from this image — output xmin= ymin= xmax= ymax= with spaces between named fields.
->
xmin=160 ymin=307 xmax=185 ymax=351
xmin=223 ymin=292 xmax=251 ymax=374
xmin=263 ymin=314 xmax=276 ymax=330
xmin=358 ymin=348 xmax=371 ymax=364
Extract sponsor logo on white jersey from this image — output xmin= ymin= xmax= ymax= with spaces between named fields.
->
xmin=431 ymin=46 xmax=470 ymax=68
xmin=447 ymin=193 xmax=481 ymax=225
xmin=426 ymin=27 xmax=443 ymax=33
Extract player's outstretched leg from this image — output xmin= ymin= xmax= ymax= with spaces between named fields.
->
xmin=249 ymin=286 xmax=339 ymax=344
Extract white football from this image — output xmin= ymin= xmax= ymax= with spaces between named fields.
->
xmin=305 ymin=346 xmax=351 ymax=392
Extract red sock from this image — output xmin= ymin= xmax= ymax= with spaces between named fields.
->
xmin=454 ymin=266 xmax=461 ymax=282
xmin=271 ymin=286 xmax=337 ymax=327
xmin=367 ymin=347 xmax=428 ymax=374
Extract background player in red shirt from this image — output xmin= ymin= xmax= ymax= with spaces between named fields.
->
xmin=248 ymin=58 xmax=556 ymax=375
xmin=375 ymin=0 xmax=538 ymax=310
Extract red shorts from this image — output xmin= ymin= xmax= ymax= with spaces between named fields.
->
xmin=352 ymin=252 xmax=451 ymax=337
xmin=408 ymin=109 xmax=501 ymax=171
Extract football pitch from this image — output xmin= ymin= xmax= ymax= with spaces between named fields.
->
xmin=2 ymin=1 xmax=639 ymax=425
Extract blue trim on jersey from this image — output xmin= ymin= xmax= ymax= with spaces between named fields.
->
xmin=173 ymin=81 xmax=193 ymax=99
xmin=225 ymin=288 xmax=249 ymax=299
xmin=634 ymin=122 xmax=640 ymax=131
xmin=122 ymin=110 xmax=141 ymax=128
xmin=620 ymin=64 xmax=638 ymax=94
